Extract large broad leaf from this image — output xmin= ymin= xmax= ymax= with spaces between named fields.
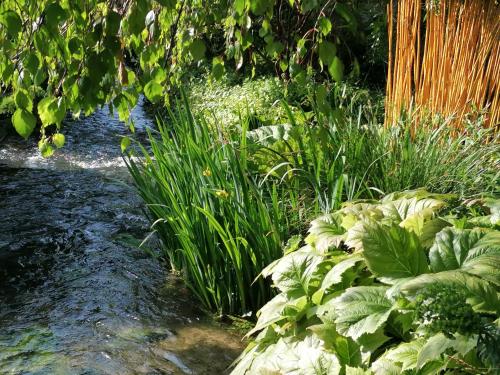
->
xmin=271 ymin=250 xmax=323 ymax=297
xmin=484 ymin=198 xmax=500 ymax=225
xmin=308 ymin=324 xmax=362 ymax=367
xmin=381 ymin=196 xmax=445 ymax=224
xmin=418 ymin=218 xmax=451 ymax=248
xmin=385 ymin=338 xmax=426 ymax=371
xmin=236 ymin=336 xmax=341 ymax=375
xmin=246 ymin=123 xmax=297 ymax=147
xmin=429 ymin=228 xmax=500 ymax=286
xmin=401 ymin=270 xmax=499 ymax=314
xmin=306 ymin=213 xmax=346 ymax=253
xmin=246 ymin=293 xmax=288 ymax=337
xmin=321 ymin=255 xmax=364 ymax=290
xmin=371 ymin=358 xmax=402 ymax=375
xmin=417 ymin=333 xmax=476 ymax=370
xmin=361 ymin=222 xmax=429 ymax=281
xmin=334 ymin=286 xmax=393 ymax=340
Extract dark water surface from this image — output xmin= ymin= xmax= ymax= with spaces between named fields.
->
xmin=0 ymin=101 xmax=242 ymax=374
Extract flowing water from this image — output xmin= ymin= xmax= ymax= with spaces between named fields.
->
xmin=0 ymin=100 xmax=243 ymax=375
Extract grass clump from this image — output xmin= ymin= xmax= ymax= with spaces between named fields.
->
xmin=127 ymin=97 xmax=308 ymax=315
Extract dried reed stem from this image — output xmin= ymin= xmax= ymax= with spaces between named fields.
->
xmin=386 ymin=0 xmax=500 ymax=133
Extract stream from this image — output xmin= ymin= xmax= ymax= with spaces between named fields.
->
xmin=0 ymin=100 xmax=243 ymax=374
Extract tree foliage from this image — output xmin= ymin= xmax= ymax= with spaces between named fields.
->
xmin=0 ymin=0 xmax=385 ymax=151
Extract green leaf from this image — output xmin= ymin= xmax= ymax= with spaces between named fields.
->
xmin=38 ymin=140 xmax=54 ymax=158
xmin=319 ymin=41 xmax=337 ymax=67
xmin=318 ymin=17 xmax=332 ymax=36
xmin=23 ymin=52 xmax=40 ymax=76
xmin=416 ymin=334 xmax=453 ymax=370
xmin=37 ymin=97 xmax=66 ymax=126
xmin=44 ymin=2 xmax=68 ymax=29
xmin=52 ymin=133 xmax=65 ymax=148
xmin=418 ymin=218 xmax=450 ymax=248
xmin=250 ymin=0 xmax=272 ymax=16
xmin=371 ymin=358 xmax=402 ymax=375
xmin=401 ymin=270 xmax=499 ymax=313
xmin=334 ymin=286 xmax=393 ymax=339
xmin=382 ymin=196 xmax=445 ymax=223
xmin=307 ymin=213 xmax=345 ymax=253
xmin=12 ymin=109 xmax=36 ymax=139
xmin=33 ymin=67 xmax=47 ymax=86
xmin=113 ymin=94 xmax=130 ymax=121
xmin=0 ymin=10 xmax=22 ymax=38
xmin=361 ymin=222 xmax=429 ymax=280
xmin=329 ymin=57 xmax=344 ymax=82
xmin=429 ymin=228 xmax=500 ymax=285
xmin=321 ymin=255 xmax=364 ymax=290
xmin=212 ymin=57 xmax=225 ymax=80
xmin=14 ymin=90 xmax=32 ymax=111
xmin=234 ymin=0 xmax=246 ymax=14
xmin=332 ymin=334 xmax=362 ymax=367
xmin=121 ymin=136 xmax=131 ymax=153
xmin=385 ymin=339 xmax=426 ymax=370
xmin=143 ymin=80 xmax=163 ymax=103
xmin=356 ymin=329 xmax=390 ymax=356
xmin=346 ymin=366 xmax=372 ymax=375
xmin=34 ymin=28 xmax=54 ymax=57
xmin=271 ymin=250 xmax=323 ymax=298
xmin=189 ymin=39 xmax=206 ymax=60
xmin=246 ymin=294 xmax=288 ymax=336
xmin=150 ymin=66 xmax=166 ymax=83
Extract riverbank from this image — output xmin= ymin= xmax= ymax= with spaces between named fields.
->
xmin=0 ymin=100 xmax=244 ymax=374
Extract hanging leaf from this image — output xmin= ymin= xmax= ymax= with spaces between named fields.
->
xmin=143 ymin=80 xmax=163 ymax=103
xmin=52 ymin=133 xmax=65 ymax=148
xmin=121 ymin=136 xmax=131 ymax=152
xmin=37 ymin=97 xmax=66 ymax=126
xmin=211 ymin=57 xmax=225 ymax=80
xmin=14 ymin=90 xmax=32 ymax=111
xmin=189 ymin=39 xmax=206 ymax=61
xmin=329 ymin=56 xmax=344 ymax=82
xmin=0 ymin=10 xmax=22 ymax=38
xmin=319 ymin=41 xmax=337 ymax=68
xmin=12 ymin=109 xmax=36 ymax=139
xmin=318 ymin=17 xmax=332 ymax=36
xmin=38 ymin=140 xmax=54 ymax=158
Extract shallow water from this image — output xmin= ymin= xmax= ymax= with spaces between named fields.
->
xmin=0 ymin=100 xmax=243 ymax=374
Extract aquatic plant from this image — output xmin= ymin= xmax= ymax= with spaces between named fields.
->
xmin=126 ymin=98 xmax=311 ymax=315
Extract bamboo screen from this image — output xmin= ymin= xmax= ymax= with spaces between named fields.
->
xmin=386 ymin=0 xmax=500 ymax=132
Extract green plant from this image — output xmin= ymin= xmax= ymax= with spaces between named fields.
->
xmin=232 ymin=190 xmax=499 ymax=374
xmin=126 ymin=97 xmax=309 ymax=315
xmin=247 ymin=94 xmax=499 ymax=209
xmin=0 ymin=0 xmax=388 ymax=151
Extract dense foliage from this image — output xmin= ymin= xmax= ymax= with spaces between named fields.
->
xmin=0 ymin=0 xmax=386 ymax=153
xmin=127 ymin=100 xmax=300 ymax=314
xmin=232 ymin=191 xmax=499 ymax=374
xmin=127 ymin=84 xmax=498 ymax=316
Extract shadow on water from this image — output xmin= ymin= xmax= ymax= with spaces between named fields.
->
xmin=0 ymin=99 xmax=244 ymax=374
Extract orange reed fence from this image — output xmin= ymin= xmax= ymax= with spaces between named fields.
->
xmin=386 ymin=0 xmax=500 ymax=132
